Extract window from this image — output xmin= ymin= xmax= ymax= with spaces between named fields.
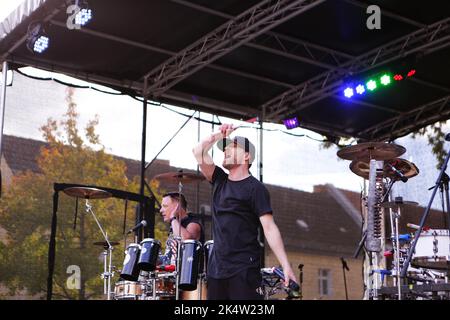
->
xmin=318 ymin=269 xmax=331 ymax=296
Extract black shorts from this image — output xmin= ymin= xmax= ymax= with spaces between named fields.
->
xmin=207 ymin=268 xmax=263 ymax=300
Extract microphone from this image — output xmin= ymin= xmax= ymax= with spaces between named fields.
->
xmin=387 ymin=163 xmax=408 ymax=182
xmin=272 ymin=267 xmax=300 ymax=292
xmin=445 ymin=133 xmax=450 ymax=141
xmin=126 ymin=220 xmax=147 ymax=234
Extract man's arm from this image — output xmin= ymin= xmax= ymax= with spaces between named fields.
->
xmin=192 ymin=124 xmax=236 ymax=182
xmin=170 ymin=219 xmax=201 ymax=241
xmin=259 ymin=214 xmax=297 ymax=286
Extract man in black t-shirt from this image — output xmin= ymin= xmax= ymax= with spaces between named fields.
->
xmin=192 ymin=124 xmax=297 ymax=300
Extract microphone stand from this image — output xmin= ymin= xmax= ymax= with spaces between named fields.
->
xmin=298 ymin=264 xmax=304 ymax=300
xmin=401 ymin=146 xmax=450 ymax=278
xmin=85 ymin=199 xmax=113 ymax=300
xmin=340 ymin=258 xmax=349 ymax=300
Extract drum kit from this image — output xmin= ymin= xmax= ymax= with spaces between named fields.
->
xmin=62 ymin=171 xmax=215 ymax=300
xmin=338 ymin=142 xmax=450 ymax=300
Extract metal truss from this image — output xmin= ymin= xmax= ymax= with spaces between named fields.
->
xmin=357 ymin=95 xmax=450 ymax=141
xmin=264 ymin=17 xmax=450 ymax=120
xmin=143 ymin=0 xmax=326 ymax=97
xmin=171 ymin=0 xmax=353 ymax=70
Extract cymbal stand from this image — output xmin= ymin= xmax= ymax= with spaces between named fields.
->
xmin=85 ymin=199 xmax=113 ymax=300
xmin=388 ymin=202 xmax=402 ymax=300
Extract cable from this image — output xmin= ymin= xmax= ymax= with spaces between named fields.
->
xmin=14 ymin=69 xmax=352 ymax=147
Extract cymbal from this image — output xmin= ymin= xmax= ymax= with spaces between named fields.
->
xmin=93 ymin=241 xmax=120 ymax=247
xmin=337 ymin=142 xmax=406 ymax=161
xmin=153 ymin=171 xmax=205 ymax=184
xmin=350 ymin=158 xmax=419 ymax=180
xmin=381 ymin=198 xmax=419 ymax=209
xmin=63 ymin=187 xmax=112 ymax=199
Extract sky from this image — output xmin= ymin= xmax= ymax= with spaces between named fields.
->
xmin=0 ymin=0 xmax=448 ymax=211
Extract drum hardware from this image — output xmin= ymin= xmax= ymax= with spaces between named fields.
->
xmin=381 ymin=197 xmax=418 ymax=300
xmin=400 ymin=142 xmax=450 ymax=279
xmin=338 ymin=142 xmax=407 ymax=300
xmin=63 ymin=187 xmax=114 ymax=300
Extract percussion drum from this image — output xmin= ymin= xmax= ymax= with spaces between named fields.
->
xmin=138 ymin=238 xmax=161 ymax=271
xmin=204 ymin=240 xmax=214 ymax=275
xmin=120 ymin=243 xmax=141 ymax=281
xmin=412 ymin=229 xmax=450 ymax=270
xmin=179 ymin=240 xmax=202 ymax=291
xmin=113 ymin=281 xmax=143 ymax=300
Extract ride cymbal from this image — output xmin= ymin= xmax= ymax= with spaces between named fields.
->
xmin=63 ymin=187 xmax=112 ymax=199
xmin=337 ymin=142 xmax=406 ymax=161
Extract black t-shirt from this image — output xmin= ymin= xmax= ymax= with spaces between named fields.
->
xmin=208 ymin=166 xmax=272 ymax=279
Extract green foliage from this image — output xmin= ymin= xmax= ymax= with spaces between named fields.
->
xmin=0 ymin=88 xmax=167 ymax=299
xmin=412 ymin=121 xmax=447 ymax=169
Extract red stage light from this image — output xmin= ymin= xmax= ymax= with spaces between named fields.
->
xmin=407 ymin=69 xmax=416 ymax=77
xmin=394 ymin=74 xmax=403 ymax=81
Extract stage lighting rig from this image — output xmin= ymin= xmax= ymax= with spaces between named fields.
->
xmin=26 ymin=22 xmax=49 ymax=54
xmin=74 ymin=0 xmax=93 ymax=27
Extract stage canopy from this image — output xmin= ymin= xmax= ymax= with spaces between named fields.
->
xmin=1 ymin=0 xmax=449 ymax=141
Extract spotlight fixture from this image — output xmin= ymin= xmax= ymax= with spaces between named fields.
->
xmin=283 ymin=116 xmax=299 ymax=130
xmin=355 ymin=84 xmax=365 ymax=95
xmin=26 ymin=22 xmax=49 ymax=54
xmin=407 ymin=69 xmax=416 ymax=77
xmin=380 ymin=74 xmax=391 ymax=86
xmin=343 ymin=87 xmax=354 ymax=98
xmin=366 ymin=79 xmax=377 ymax=91
xmin=74 ymin=0 xmax=93 ymax=27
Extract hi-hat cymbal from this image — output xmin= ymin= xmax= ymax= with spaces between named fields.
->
xmin=337 ymin=142 xmax=406 ymax=161
xmin=93 ymin=241 xmax=120 ymax=247
xmin=350 ymin=158 xmax=419 ymax=180
xmin=153 ymin=171 xmax=205 ymax=184
xmin=63 ymin=187 xmax=112 ymax=199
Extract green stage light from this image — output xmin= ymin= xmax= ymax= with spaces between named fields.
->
xmin=366 ymin=79 xmax=377 ymax=91
xmin=380 ymin=74 xmax=391 ymax=86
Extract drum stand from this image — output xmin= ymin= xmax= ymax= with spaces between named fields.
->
xmin=85 ymin=199 xmax=114 ymax=300
xmin=388 ymin=202 xmax=402 ymax=300
xmin=174 ymin=180 xmax=184 ymax=301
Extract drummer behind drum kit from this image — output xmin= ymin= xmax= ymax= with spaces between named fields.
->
xmin=338 ymin=142 xmax=450 ymax=300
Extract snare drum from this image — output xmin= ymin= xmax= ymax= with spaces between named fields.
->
xmin=138 ymin=238 xmax=161 ymax=271
xmin=114 ymin=281 xmax=143 ymax=300
xmin=179 ymin=240 xmax=202 ymax=291
xmin=155 ymin=274 xmax=176 ymax=298
xmin=120 ymin=243 xmax=141 ymax=281
xmin=412 ymin=229 xmax=450 ymax=270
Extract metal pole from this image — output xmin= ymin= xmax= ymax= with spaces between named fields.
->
xmin=139 ymin=88 xmax=148 ymax=242
xmin=0 ymin=61 xmax=8 ymax=196
xmin=259 ymin=107 xmax=265 ymax=268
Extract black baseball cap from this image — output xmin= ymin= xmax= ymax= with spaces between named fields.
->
xmin=216 ymin=136 xmax=256 ymax=164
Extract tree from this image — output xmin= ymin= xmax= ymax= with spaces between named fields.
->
xmin=0 ymin=88 xmax=168 ymax=299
